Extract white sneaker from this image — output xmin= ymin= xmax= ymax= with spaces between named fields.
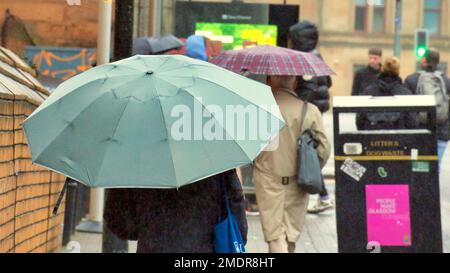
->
xmin=245 ymin=199 xmax=260 ymax=216
xmin=307 ymin=198 xmax=334 ymax=214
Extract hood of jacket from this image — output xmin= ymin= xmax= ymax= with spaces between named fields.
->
xmin=186 ymin=35 xmax=208 ymax=61
xmin=376 ymin=74 xmax=404 ymax=95
xmin=288 ymin=21 xmax=319 ymax=52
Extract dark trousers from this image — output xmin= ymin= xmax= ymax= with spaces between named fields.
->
xmin=319 ymin=176 xmax=328 ymax=198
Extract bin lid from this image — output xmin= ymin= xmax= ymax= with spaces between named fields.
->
xmin=333 ymin=95 xmax=436 ymax=108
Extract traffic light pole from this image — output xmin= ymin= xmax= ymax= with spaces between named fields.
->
xmin=102 ymin=0 xmax=136 ymax=253
xmin=75 ymin=0 xmax=112 ymax=235
xmin=394 ymin=0 xmax=402 ymax=57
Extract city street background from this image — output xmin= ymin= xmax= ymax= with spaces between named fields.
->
xmin=64 ymin=113 xmax=450 ymax=253
xmin=1 ymin=0 xmax=449 ymax=254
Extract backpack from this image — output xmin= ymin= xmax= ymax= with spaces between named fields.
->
xmin=356 ymin=81 xmax=404 ymax=130
xmin=365 ymin=112 xmax=403 ymax=129
xmin=416 ymin=71 xmax=450 ymax=125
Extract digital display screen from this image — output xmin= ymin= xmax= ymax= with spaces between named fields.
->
xmin=195 ymin=22 xmax=278 ymax=51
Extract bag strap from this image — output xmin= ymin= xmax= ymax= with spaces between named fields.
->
xmin=217 ymin=175 xmax=232 ymax=222
xmin=222 ymin=178 xmax=231 ymax=215
xmin=277 ymin=89 xmax=309 ymax=132
xmin=416 ymin=71 xmax=425 ymax=95
xmin=299 ymin=101 xmax=308 ymax=133
xmin=53 ymin=179 xmax=68 ymax=215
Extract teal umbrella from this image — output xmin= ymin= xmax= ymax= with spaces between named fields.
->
xmin=23 ymin=55 xmax=285 ymax=188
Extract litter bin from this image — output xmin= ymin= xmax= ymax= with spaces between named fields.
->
xmin=333 ymin=95 xmax=443 ymax=253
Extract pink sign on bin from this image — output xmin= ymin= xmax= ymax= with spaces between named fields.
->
xmin=365 ymin=185 xmax=412 ymax=247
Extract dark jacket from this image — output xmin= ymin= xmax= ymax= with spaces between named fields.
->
xmin=288 ymin=21 xmax=332 ymax=113
xmin=296 ymin=72 xmax=332 ymax=113
xmin=104 ymin=170 xmax=247 ymax=253
xmin=405 ymin=68 xmax=450 ymax=141
xmin=352 ymin=65 xmax=381 ymax=96
xmin=357 ymin=74 xmax=418 ymax=130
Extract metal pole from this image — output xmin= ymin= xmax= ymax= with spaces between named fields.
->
xmin=75 ymin=0 xmax=112 ymax=235
xmin=102 ymin=0 xmax=136 ymax=253
xmin=152 ymin=0 xmax=162 ymax=36
xmin=394 ymin=0 xmax=402 ymax=57
xmin=138 ymin=0 xmax=149 ymax=37
xmin=112 ymin=0 xmax=135 ymax=61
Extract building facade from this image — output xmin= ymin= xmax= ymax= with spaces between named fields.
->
xmin=296 ymin=0 xmax=450 ymax=96
xmin=1 ymin=0 xmax=450 ymax=97
xmin=160 ymin=0 xmax=450 ymax=96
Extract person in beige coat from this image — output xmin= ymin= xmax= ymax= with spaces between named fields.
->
xmin=253 ymin=75 xmax=331 ymax=253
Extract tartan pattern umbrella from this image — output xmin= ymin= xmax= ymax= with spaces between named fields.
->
xmin=211 ymin=45 xmax=335 ymax=77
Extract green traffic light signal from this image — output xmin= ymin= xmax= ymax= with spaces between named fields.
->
xmin=417 ymin=47 xmax=427 ymax=58
xmin=415 ymin=29 xmax=429 ymax=59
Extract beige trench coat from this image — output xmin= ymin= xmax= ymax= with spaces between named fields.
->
xmin=253 ymin=88 xmax=331 ymax=243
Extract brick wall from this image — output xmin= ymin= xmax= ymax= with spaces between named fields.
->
xmin=0 ymin=47 xmax=66 ymax=253
xmin=0 ymin=96 xmax=66 ymax=253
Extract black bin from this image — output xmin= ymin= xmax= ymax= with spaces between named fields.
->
xmin=333 ymin=95 xmax=442 ymax=253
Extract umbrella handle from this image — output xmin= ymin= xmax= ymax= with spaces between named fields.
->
xmin=53 ymin=180 xmax=68 ymax=216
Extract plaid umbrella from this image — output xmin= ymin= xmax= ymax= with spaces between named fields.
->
xmin=210 ymin=45 xmax=335 ymax=77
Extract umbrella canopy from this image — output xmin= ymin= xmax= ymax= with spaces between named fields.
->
xmin=23 ymin=55 xmax=285 ymax=188
xmin=132 ymin=34 xmax=184 ymax=55
xmin=210 ymin=45 xmax=335 ymax=77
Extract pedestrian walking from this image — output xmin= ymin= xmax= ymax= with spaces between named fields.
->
xmin=186 ymin=34 xmax=261 ymax=217
xmin=356 ymin=56 xmax=418 ymax=131
xmin=104 ymin=170 xmax=248 ymax=253
xmin=253 ymin=76 xmax=331 ymax=253
xmin=405 ymin=48 xmax=450 ymax=168
xmin=352 ymin=48 xmax=383 ymax=96
xmin=288 ymin=21 xmax=334 ymax=214
xmin=288 ymin=21 xmax=332 ymax=113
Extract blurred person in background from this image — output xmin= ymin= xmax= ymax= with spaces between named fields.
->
xmin=405 ymin=48 xmax=450 ymax=169
xmin=352 ymin=48 xmax=383 ymax=96
xmin=288 ymin=21 xmax=333 ymax=214
xmin=356 ymin=56 xmax=417 ymax=131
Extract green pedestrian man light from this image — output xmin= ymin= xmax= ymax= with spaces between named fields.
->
xmin=417 ymin=47 xmax=427 ymax=59
xmin=415 ymin=29 xmax=429 ymax=59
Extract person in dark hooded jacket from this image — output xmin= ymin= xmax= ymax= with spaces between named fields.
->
xmin=357 ymin=56 xmax=417 ymax=130
xmin=103 ymin=46 xmax=247 ymax=253
xmin=288 ymin=21 xmax=332 ymax=113
xmin=104 ymin=170 xmax=247 ymax=253
xmin=288 ymin=20 xmax=333 ymax=214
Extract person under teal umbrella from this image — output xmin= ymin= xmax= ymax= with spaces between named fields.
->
xmin=23 ymin=54 xmax=285 ymax=252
